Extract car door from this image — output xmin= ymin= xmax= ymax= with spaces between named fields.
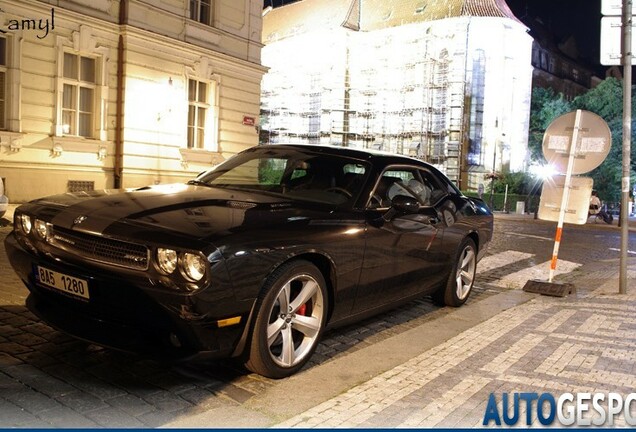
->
xmin=353 ymin=165 xmax=451 ymax=313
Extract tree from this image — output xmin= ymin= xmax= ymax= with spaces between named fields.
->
xmin=528 ymin=88 xmax=572 ymax=162
xmin=492 ymin=171 xmax=535 ymax=195
xmin=571 ymin=78 xmax=636 ymax=203
xmin=527 ymin=78 xmax=636 ymax=203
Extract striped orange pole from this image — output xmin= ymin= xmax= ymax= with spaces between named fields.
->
xmin=548 ymin=110 xmax=582 ymax=282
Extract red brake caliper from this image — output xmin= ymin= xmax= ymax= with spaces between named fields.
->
xmin=297 ymin=303 xmax=307 ymax=316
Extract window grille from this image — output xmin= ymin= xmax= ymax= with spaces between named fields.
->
xmin=187 ymin=79 xmax=209 ymax=149
xmin=190 ymin=0 xmax=212 ymax=25
xmin=62 ymin=53 xmax=96 ymax=137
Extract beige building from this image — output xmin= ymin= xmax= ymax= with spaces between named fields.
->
xmin=0 ymin=0 xmax=266 ymax=202
xmin=261 ymin=0 xmax=533 ymax=191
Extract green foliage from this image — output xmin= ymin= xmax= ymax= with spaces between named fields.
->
xmin=528 ymin=87 xmax=572 ymax=162
xmin=528 ymin=78 xmax=636 ymax=203
xmin=464 ymin=190 xmax=540 ymax=213
xmin=491 ymin=171 xmax=537 ymax=195
xmin=570 ymin=78 xmax=636 ymax=203
xmin=258 ymin=159 xmax=285 ymax=185
xmin=571 ymin=78 xmax=623 ymax=120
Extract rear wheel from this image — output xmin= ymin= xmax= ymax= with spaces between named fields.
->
xmin=433 ymin=238 xmax=477 ymax=307
xmin=245 ymin=260 xmax=327 ymax=378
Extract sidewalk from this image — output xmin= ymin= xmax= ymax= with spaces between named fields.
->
xmin=4 ymin=204 xmax=636 ymax=427
xmin=264 ymin=258 xmax=636 ymax=428
xmin=1 ymin=203 xmax=17 ymax=225
xmin=163 ymin=245 xmax=636 ymax=428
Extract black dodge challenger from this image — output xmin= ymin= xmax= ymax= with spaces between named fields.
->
xmin=5 ymin=145 xmax=493 ymax=378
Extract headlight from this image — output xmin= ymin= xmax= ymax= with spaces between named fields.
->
xmin=180 ymin=252 xmax=206 ymax=282
xmin=34 ymin=219 xmax=48 ymax=239
xmin=156 ymin=248 xmax=177 ymax=274
xmin=19 ymin=214 xmax=32 ymax=234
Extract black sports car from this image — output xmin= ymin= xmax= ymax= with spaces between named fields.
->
xmin=5 ymin=145 xmax=492 ymax=378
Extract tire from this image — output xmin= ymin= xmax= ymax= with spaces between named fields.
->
xmin=432 ymin=238 xmax=477 ymax=307
xmin=244 ymin=260 xmax=328 ymax=379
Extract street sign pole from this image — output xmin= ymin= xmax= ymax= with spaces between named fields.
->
xmin=548 ymin=110 xmax=583 ymax=283
xmin=526 ymin=110 xmax=611 ymax=296
xmin=620 ymin=0 xmax=631 ymax=294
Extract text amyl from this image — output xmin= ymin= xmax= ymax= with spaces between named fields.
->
xmin=483 ymin=392 xmax=636 ymax=426
xmin=0 ymin=8 xmax=55 ymax=39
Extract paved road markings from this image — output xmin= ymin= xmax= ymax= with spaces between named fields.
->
xmin=491 ymin=259 xmax=581 ymax=289
xmin=478 ymin=251 xmax=533 ymax=273
xmin=609 ymin=247 xmax=636 ymax=255
xmin=535 ymin=309 xmax=577 ymax=333
xmin=397 ymin=375 xmax=492 ymax=427
xmin=502 ymin=232 xmax=553 ymax=241
xmin=481 ymin=333 xmax=546 ymax=375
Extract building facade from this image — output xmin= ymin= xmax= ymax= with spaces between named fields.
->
xmin=523 ymin=17 xmax=597 ymax=100
xmin=0 ymin=0 xmax=266 ymax=202
xmin=260 ymin=0 xmax=534 ymax=191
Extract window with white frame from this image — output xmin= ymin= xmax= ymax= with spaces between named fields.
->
xmin=187 ymin=79 xmax=209 ymax=149
xmin=0 ymin=37 xmax=6 ymax=130
xmin=62 ymin=52 xmax=96 ymax=137
xmin=190 ymin=0 xmax=212 ymax=25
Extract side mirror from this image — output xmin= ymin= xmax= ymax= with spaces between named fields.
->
xmin=392 ymin=195 xmax=420 ymax=214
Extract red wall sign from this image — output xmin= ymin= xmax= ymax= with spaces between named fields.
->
xmin=242 ymin=116 xmax=255 ymax=126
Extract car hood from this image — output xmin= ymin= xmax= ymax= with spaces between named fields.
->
xmin=29 ymin=184 xmax=331 ymax=242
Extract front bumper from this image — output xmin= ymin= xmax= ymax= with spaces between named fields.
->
xmin=4 ymin=232 xmax=253 ymax=361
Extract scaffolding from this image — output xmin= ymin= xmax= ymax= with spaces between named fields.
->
xmin=260 ymin=23 xmax=473 ymax=185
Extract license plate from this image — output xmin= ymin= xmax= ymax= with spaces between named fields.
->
xmin=35 ymin=266 xmax=90 ymax=300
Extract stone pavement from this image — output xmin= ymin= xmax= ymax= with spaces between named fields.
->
xmin=2 ymin=204 xmax=636 ymax=427
xmin=271 ymin=258 xmax=636 ymax=428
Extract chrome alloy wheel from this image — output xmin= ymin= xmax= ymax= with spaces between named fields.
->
xmin=454 ymin=243 xmax=476 ymax=300
xmin=265 ymin=273 xmax=325 ymax=368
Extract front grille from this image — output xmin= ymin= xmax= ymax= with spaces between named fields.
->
xmin=49 ymin=227 xmax=149 ymax=270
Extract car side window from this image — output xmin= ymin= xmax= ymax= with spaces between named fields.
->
xmin=368 ymin=167 xmax=450 ymax=209
xmin=368 ymin=168 xmax=420 ymax=209
xmin=418 ymin=169 xmax=448 ymax=206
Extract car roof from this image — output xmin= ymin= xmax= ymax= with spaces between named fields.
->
xmin=257 ymin=144 xmax=432 ymax=167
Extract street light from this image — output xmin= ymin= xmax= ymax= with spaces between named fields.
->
xmin=528 ymin=163 xmax=557 ymax=218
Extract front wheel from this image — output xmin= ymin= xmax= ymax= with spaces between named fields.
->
xmin=245 ymin=260 xmax=327 ymax=379
xmin=433 ymin=238 xmax=477 ymax=307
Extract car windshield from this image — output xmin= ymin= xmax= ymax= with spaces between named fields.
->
xmin=195 ymin=148 xmax=370 ymax=206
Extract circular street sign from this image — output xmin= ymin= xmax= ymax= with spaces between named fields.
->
xmin=542 ymin=110 xmax=611 ymax=175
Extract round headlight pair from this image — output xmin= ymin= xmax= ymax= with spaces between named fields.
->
xmin=19 ymin=214 xmax=32 ymax=234
xmin=156 ymin=248 xmax=206 ymax=282
xmin=157 ymin=248 xmax=178 ymax=274
xmin=34 ymin=219 xmax=48 ymax=239
xmin=181 ymin=252 xmax=206 ymax=282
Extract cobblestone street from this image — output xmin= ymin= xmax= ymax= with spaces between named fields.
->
xmin=0 ymin=220 xmax=498 ymax=427
xmin=275 ymin=262 xmax=636 ymax=427
xmin=1 ymin=213 xmax=636 ymax=427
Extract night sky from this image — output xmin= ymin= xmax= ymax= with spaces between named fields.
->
xmin=506 ymin=0 xmax=603 ymax=72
